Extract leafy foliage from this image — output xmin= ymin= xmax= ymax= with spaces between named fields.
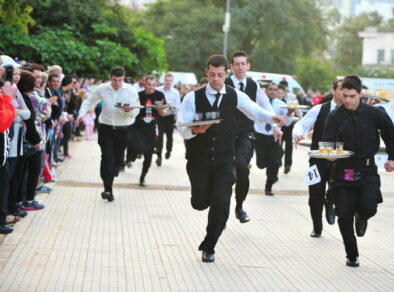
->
xmin=295 ymin=57 xmax=336 ymax=91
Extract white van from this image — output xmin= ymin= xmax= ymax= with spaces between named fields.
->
xmin=247 ymin=71 xmax=306 ymax=96
xmin=159 ymin=71 xmax=198 ymax=85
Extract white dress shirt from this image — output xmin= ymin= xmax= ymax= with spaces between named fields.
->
xmin=177 ymin=83 xmax=275 ymax=140
xmin=292 ymin=100 xmax=338 ymax=140
xmin=254 ymin=98 xmax=287 ymax=135
xmin=79 ymin=82 xmax=140 ymax=126
xmin=157 ymin=85 xmax=181 ymax=116
xmin=231 ymin=75 xmax=275 ymax=114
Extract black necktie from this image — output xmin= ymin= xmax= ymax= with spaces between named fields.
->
xmin=213 ymin=92 xmax=221 ymax=110
xmin=265 ymin=98 xmax=273 ymax=132
xmin=239 ymin=82 xmax=244 ymax=92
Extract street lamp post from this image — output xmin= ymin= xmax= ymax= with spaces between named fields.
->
xmin=223 ymin=0 xmax=231 ymax=57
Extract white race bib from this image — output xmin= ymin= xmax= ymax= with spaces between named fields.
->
xmin=304 ymin=164 xmax=321 ymax=186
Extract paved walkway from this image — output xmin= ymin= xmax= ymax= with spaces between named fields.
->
xmin=1 ymin=133 xmax=394 ymax=291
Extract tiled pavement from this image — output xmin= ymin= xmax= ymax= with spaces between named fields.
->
xmin=1 ymin=133 xmax=394 ymax=291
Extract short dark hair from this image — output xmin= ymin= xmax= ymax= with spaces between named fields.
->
xmin=278 ymin=84 xmax=286 ymax=91
xmin=61 ymin=75 xmax=73 ymax=87
xmin=207 ymin=55 xmax=228 ymax=71
xmin=231 ymin=50 xmax=249 ymax=64
xmin=48 ymin=74 xmax=59 ymax=82
xmin=341 ymin=75 xmax=362 ymax=93
xmin=279 ymin=80 xmax=288 ymax=87
xmin=146 ymin=75 xmax=157 ymax=83
xmin=332 ymin=79 xmax=343 ymax=90
xmin=17 ymin=70 xmax=36 ymax=93
xmin=110 ymin=66 xmax=125 ymax=77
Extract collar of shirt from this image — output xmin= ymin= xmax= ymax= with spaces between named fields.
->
xmin=230 ymin=75 xmax=247 ymax=90
xmin=205 ymin=83 xmax=226 ymax=107
xmin=330 ymin=99 xmax=338 ymax=111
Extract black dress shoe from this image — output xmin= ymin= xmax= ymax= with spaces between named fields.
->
xmin=346 ymin=257 xmax=359 ymax=267
xmin=202 ymin=251 xmax=215 ymax=263
xmin=156 ymin=157 xmax=162 ymax=166
xmin=139 ymin=179 xmax=147 ymax=187
xmin=355 ymin=213 xmax=367 ymax=237
xmin=325 ymin=202 xmax=336 ymax=225
xmin=235 ymin=209 xmax=250 ymax=223
xmin=265 ymin=190 xmax=274 ymax=196
xmin=13 ymin=210 xmax=28 ymax=218
xmin=284 ymin=165 xmax=291 ymax=174
xmin=310 ymin=231 xmax=321 ymax=238
xmin=101 ymin=191 xmax=114 ymax=202
xmin=0 ymin=224 xmax=14 ymax=234
xmin=165 ymin=152 xmax=171 ymax=159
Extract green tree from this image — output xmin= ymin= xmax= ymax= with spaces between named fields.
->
xmin=295 ymin=57 xmax=336 ymax=91
xmin=134 ymin=0 xmax=327 ymax=76
xmin=334 ymin=12 xmax=383 ymax=71
xmin=0 ymin=0 xmax=35 ymax=34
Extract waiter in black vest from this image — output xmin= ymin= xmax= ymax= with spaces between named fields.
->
xmin=323 ymin=75 xmax=394 ymax=267
xmin=177 ymin=55 xmax=285 ymax=263
xmin=224 ymin=50 xmax=278 ymax=223
xmin=293 ymin=79 xmax=342 ymax=237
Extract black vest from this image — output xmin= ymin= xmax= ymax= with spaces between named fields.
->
xmin=311 ymin=101 xmax=331 ymax=150
xmin=185 ymin=85 xmax=237 ymax=166
xmin=225 ymin=77 xmax=257 ymax=137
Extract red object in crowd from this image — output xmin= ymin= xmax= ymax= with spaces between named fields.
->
xmin=0 ymin=92 xmax=16 ymax=133
xmin=311 ymin=94 xmax=323 ymax=106
xmin=43 ymin=154 xmax=54 ymax=182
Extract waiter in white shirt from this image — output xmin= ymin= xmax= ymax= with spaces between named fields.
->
xmin=254 ymin=82 xmax=289 ymax=196
xmin=78 ymin=66 xmax=140 ymax=202
xmin=177 ymin=55 xmax=285 ymax=263
xmin=224 ymin=50 xmax=278 ymax=223
xmin=292 ymin=79 xmax=342 ymax=237
xmin=156 ymin=73 xmax=181 ymax=164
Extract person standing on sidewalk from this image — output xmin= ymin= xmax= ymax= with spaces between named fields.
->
xmin=177 ymin=55 xmax=285 ymax=263
xmin=77 ymin=66 xmax=140 ymax=202
xmin=156 ymin=73 xmax=181 ymax=165
xmin=323 ymin=75 xmax=394 ymax=267
xmin=224 ymin=50 xmax=277 ymax=223
xmin=293 ymin=79 xmax=342 ymax=238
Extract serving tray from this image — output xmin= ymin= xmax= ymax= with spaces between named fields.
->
xmin=308 ymin=150 xmax=354 ymax=159
xmin=175 ymin=119 xmax=222 ymax=127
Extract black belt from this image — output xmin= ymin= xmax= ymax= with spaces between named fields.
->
xmin=100 ymin=124 xmax=129 ymax=130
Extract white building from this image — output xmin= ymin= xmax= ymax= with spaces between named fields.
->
xmin=359 ymin=27 xmax=394 ymax=67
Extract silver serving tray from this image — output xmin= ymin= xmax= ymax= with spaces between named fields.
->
xmin=308 ymin=150 xmax=354 ymax=159
xmin=280 ymin=105 xmax=309 ymax=109
xmin=145 ymin=104 xmax=171 ymax=109
xmin=176 ymin=119 xmax=222 ymax=127
xmin=114 ymin=104 xmax=144 ymax=109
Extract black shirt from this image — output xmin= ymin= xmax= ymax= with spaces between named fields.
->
xmin=324 ymin=102 xmax=394 ymax=161
xmin=134 ymin=90 xmax=166 ymax=133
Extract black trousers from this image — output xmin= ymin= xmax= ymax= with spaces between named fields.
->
xmin=156 ymin=115 xmax=175 ymax=157
xmin=97 ymin=124 xmax=128 ymax=193
xmin=126 ymin=126 xmax=141 ymax=163
xmin=15 ymin=151 xmax=43 ymax=202
xmin=0 ymin=164 xmax=9 ymax=225
xmin=234 ymin=135 xmax=254 ymax=209
xmin=186 ymin=161 xmax=236 ymax=253
xmin=61 ymin=121 xmax=72 ymax=156
xmin=7 ymin=157 xmax=19 ymax=214
xmin=254 ymin=133 xmax=283 ymax=190
xmin=308 ymin=158 xmax=332 ymax=233
xmin=281 ymin=121 xmax=295 ymax=168
xmin=333 ymin=182 xmax=380 ymax=259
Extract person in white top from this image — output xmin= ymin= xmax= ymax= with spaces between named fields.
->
xmin=292 ymin=80 xmax=343 ymax=238
xmin=224 ymin=50 xmax=279 ymax=224
xmin=254 ymin=82 xmax=289 ymax=196
xmin=133 ymin=74 xmax=147 ymax=92
xmin=177 ymin=54 xmax=285 ymax=263
xmin=77 ymin=66 xmax=140 ymax=202
xmin=156 ymin=73 xmax=181 ymax=164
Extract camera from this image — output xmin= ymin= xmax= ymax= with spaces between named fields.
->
xmin=5 ymin=66 xmax=14 ymax=83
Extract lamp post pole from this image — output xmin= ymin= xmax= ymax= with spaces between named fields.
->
xmin=223 ymin=0 xmax=231 ymax=57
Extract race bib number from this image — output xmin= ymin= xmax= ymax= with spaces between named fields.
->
xmin=304 ymin=164 xmax=321 ymax=186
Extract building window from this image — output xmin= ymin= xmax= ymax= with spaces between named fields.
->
xmin=377 ymin=49 xmax=385 ymax=64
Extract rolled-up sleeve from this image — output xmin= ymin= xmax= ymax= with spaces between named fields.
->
xmin=176 ymin=91 xmax=197 ymax=140
xmin=236 ymin=90 xmax=274 ymax=124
